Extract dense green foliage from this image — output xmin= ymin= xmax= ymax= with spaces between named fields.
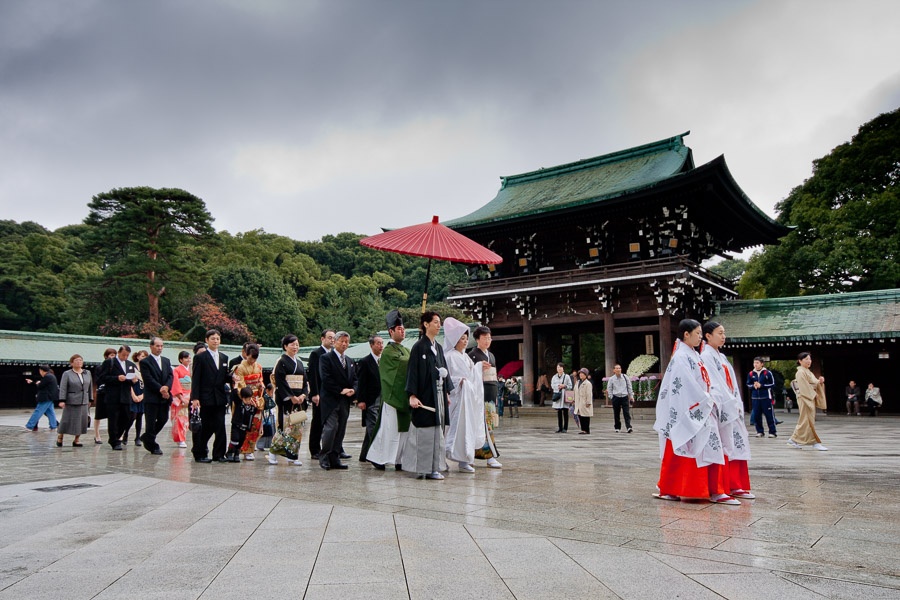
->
xmin=0 ymin=190 xmax=470 ymax=346
xmin=739 ymin=108 xmax=900 ymax=298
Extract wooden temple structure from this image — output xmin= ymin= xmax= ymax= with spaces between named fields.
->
xmin=446 ymin=133 xmax=790 ymax=401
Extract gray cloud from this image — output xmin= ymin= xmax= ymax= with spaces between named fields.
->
xmin=2 ymin=0 xmax=898 ymax=244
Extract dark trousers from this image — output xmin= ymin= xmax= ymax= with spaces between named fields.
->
xmin=556 ymin=408 xmax=569 ymax=431
xmin=320 ymin=401 xmax=349 ymax=466
xmin=866 ymin=399 xmax=880 ymax=416
xmin=359 ymin=401 xmax=380 ymax=462
xmin=612 ymin=396 xmax=632 ymax=430
xmin=142 ymin=402 xmax=169 ymax=451
xmin=580 ymin=416 xmax=591 ymax=433
xmin=308 ymin=401 xmax=323 ymax=457
xmin=193 ymin=404 xmax=227 ymax=460
xmin=752 ymin=397 xmax=776 ymax=434
xmin=122 ymin=411 xmax=142 ymax=443
xmin=106 ymin=401 xmax=130 ymax=447
xmin=227 ymin=424 xmax=247 ymax=456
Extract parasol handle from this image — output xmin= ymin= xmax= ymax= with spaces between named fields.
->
xmin=421 ymin=257 xmax=433 ymax=313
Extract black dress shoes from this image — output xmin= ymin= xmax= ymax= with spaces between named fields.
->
xmin=151 ymin=448 xmax=163 ymax=455
xmin=215 ymin=457 xmax=229 ymax=463
xmin=311 ymin=453 xmax=319 ymax=460
xmin=369 ymin=461 xmax=386 ymax=471
xmin=339 ymin=452 xmax=351 ymax=460
xmin=332 ymin=462 xmax=349 ymax=470
xmin=394 ymin=464 xmax=402 ymax=471
xmin=319 ymin=461 xmax=332 ymax=471
xmin=112 ymin=444 xmax=124 ymax=451
xmin=195 ymin=457 xmax=213 ymax=463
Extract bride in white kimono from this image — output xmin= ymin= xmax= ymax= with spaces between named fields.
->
xmin=442 ymin=318 xmax=486 ymax=473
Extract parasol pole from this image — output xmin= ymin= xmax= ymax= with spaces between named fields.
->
xmin=421 ymin=257 xmax=432 ymax=313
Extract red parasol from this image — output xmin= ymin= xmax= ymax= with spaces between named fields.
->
xmin=498 ymin=360 xmax=523 ymax=379
xmin=360 ymin=215 xmax=502 ymax=311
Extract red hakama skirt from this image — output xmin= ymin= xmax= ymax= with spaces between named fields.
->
xmin=658 ymin=439 xmax=727 ymax=498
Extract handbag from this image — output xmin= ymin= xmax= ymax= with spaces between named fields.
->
xmin=261 ymin=410 xmax=274 ymax=437
xmin=287 ymin=410 xmax=307 ymax=426
xmin=564 ymin=390 xmax=575 ymax=404
xmin=551 ymin=391 xmax=562 ymax=402
xmin=263 ymin=392 xmax=276 ymax=411
xmin=189 ymin=406 xmax=202 ymax=434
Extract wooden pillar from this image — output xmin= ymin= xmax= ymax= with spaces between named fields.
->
xmin=604 ymin=313 xmax=616 ymax=376
xmin=659 ymin=314 xmax=672 ymax=370
xmin=522 ymin=319 xmax=535 ymax=405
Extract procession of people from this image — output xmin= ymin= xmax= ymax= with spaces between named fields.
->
xmin=23 ymin=311 xmax=861 ymax=499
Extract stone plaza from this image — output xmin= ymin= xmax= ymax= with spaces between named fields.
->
xmin=1 ymin=408 xmax=897 ymax=599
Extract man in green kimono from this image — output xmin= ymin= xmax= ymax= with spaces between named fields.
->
xmin=365 ymin=310 xmax=411 ymax=470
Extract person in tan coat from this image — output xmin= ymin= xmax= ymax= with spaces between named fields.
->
xmin=574 ymin=368 xmax=593 ymax=434
xmin=787 ymin=352 xmax=828 ymax=451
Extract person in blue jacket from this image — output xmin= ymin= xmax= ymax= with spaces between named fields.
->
xmin=746 ymin=357 xmax=776 ymax=438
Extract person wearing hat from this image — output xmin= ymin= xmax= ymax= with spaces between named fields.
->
xmin=25 ymin=364 xmax=59 ymax=432
xmin=574 ymin=368 xmax=594 ymax=434
xmin=366 ymin=310 xmax=412 ymax=470
xmin=442 ymin=317 xmax=487 ymax=473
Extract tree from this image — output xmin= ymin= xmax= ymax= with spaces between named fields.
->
xmin=209 ymin=265 xmax=307 ymax=346
xmin=84 ymin=187 xmax=216 ymax=332
xmin=739 ymin=108 xmax=900 ymax=297
xmin=707 ymin=259 xmax=747 ymax=285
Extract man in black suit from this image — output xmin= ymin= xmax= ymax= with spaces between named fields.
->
xmin=190 ymin=329 xmax=230 ymax=463
xmin=357 ymin=334 xmax=383 ymax=463
xmin=318 ymin=331 xmax=357 ymax=470
xmin=101 ymin=345 xmax=138 ymax=450
xmin=140 ymin=336 xmax=174 ymax=455
xmin=307 ymin=328 xmax=335 ymax=459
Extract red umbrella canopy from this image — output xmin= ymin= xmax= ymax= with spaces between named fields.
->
xmin=498 ymin=360 xmax=523 ymax=379
xmin=360 ymin=216 xmax=503 ymax=265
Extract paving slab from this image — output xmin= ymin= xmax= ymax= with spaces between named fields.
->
xmin=1 ymin=408 xmax=899 ymax=598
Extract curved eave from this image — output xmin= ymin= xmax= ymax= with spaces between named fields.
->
xmin=452 ymin=156 xmax=790 ymax=251
xmin=446 ymin=135 xmax=694 ymax=231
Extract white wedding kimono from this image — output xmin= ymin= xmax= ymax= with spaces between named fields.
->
xmin=444 ymin=348 xmax=487 ymax=464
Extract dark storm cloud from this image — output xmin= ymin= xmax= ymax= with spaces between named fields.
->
xmin=1 ymin=0 xmax=898 ymax=242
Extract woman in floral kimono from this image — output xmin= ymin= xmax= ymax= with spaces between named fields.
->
xmin=233 ymin=344 xmax=265 ymax=460
xmin=701 ymin=321 xmax=755 ymax=499
xmin=653 ymin=319 xmax=739 ymax=505
xmin=170 ymin=351 xmax=192 ymax=448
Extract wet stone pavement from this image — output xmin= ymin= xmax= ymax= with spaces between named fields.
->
xmin=1 ymin=407 xmax=899 ymax=599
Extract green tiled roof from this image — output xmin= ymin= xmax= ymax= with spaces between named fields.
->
xmin=714 ymin=289 xmax=900 ymax=343
xmin=0 ymin=330 xmax=285 ymax=367
xmin=445 ymin=133 xmax=694 ymax=229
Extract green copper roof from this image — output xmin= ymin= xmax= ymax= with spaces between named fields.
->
xmin=445 ymin=133 xmax=694 ymax=229
xmin=714 ymin=289 xmax=900 ymax=343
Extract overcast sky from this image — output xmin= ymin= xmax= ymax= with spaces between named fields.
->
xmin=2 ymin=0 xmax=898 ymax=247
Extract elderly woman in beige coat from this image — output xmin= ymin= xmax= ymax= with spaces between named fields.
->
xmin=787 ymin=352 xmax=828 ymax=451
xmin=574 ymin=368 xmax=593 ymax=434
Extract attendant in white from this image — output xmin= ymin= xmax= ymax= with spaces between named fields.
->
xmin=653 ymin=319 xmax=738 ymax=505
xmin=442 ymin=318 xmax=487 ymax=473
xmin=701 ymin=321 xmax=755 ymax=500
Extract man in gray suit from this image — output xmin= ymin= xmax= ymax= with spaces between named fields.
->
xmin=140 ymin=336 xmax=174 ymax=455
